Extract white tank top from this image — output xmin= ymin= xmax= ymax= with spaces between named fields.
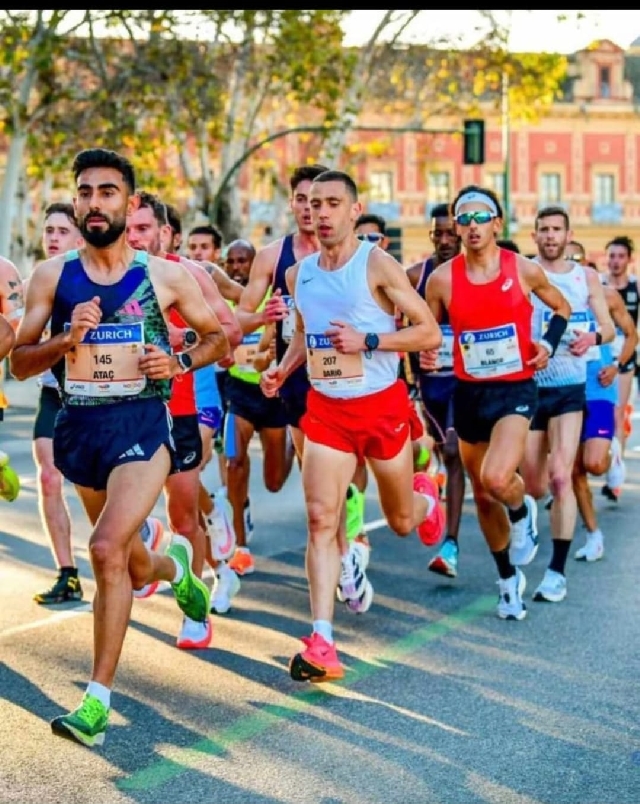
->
xmin=531 ymin=261 xmax=590 ymax=387
xmin=294 ymin=241 xmax=398 ymax=399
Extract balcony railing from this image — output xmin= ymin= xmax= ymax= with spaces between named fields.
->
xmin=591 ymin=203 xmax=623 ymax=224
xmin=366 ymin=201 xmax=401 ymax=222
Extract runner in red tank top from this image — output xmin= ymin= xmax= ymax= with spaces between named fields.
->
xmin=421 ymin=184 xmax=570 ymax=622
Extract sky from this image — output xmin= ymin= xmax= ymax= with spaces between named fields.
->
xmin=341 ymin=11 xmax=640 ymax=53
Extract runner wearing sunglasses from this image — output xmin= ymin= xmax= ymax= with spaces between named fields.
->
xmin=421 ymin=184 xmax=571 ymax=621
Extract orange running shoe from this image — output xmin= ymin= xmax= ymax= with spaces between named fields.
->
xmin=228 ymin=548 xmax=255 ymax=576
xmin=413 ymin=472 xmax=446 ymax=546
xmin=289 ymin=633 xmax=345 ymax=683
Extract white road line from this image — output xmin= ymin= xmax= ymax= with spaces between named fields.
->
xmin=0 ymin=518 xmax=391 ymax=640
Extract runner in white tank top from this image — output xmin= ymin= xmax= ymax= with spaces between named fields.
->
xmin=261 ymin=169 xmax=444 ymax=683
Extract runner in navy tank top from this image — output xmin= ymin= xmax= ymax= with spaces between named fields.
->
xmin=407 ymin=203 xmax=465 ymax=578
xmin=422 ymin=184 xmax=571 ymax=623
xmin=10 ymin=148 xmax=228 ymax=747
xmin=235 ymin=164 xmax=327 ymax=458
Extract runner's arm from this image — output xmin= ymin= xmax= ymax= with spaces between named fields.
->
xmin=252 ymin=323 xmax=276 ymax=374
xmin=585 ymin=267 xmax=615 ymax=345
xmin=167 ymin=263 xmax=229 ymax=371
xmin=236 ymin=243 xmax=278 ymax=334
xmin=0 ymin=257 xmax=24 ymax=330
xmin=0 ymin=315 xmax=14 ymax=361
xmin=607 ymin=286 xmax=638 ymax=367
xmin=181 ymin=258 xmax=242 ymax=349
xmin=374 ymin=250 xmax=442 ymax=352
xmin=10 ymin=259 xmax=71 ymax=379
xmin=276 ymin=264 xmax=307 ymax=380
xmin=202 ymin=261 xmax=243 ymax=304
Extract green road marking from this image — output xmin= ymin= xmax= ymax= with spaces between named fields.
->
xmin=118 ymin=594 xmax=494 ymax=792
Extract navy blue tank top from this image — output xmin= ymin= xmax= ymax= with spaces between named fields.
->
xmin=272 ymin=234 xmax=310 ymax=400
xmin=51 ymin=250 xmax=171 ymax=406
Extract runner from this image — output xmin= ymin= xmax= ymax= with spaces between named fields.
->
xmin=30 ymin=203 xmax=85 ymax=603
xmin=602 ymin=235 xmax=638 ymax=500
xmin=11 ymin=147 xmax=229 ymax=747
xmin=224 ymin=239 xmax=295 ymax=577
xmin=261 ymin=169 xmax=444 ymax=681
xmin=521 ymin=206 xmax=614 ymax=604
xmin=408 ymin=203 xmax=465 ymax=578
xmin=0 ymin=252 xmax=24 ymax=501
xmin=126 ymin=190 xmax=241 ymax=645
xmin=572 ymin=285 xmax=637 ymax=561
xmin=422 ymin=185 xmax=571 ymax=620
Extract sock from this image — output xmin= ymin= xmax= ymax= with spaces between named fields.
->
xmin=508 ymin=502 xmax=528 ymax=523
xmin=492 ymin=546 xmax=515 ymax=580
xmin=549 ymin=539 xmax=570 ymax=575
xmin=420 ymin=493 xmax=436 ymax=517
xmin=60 ymin=566 xmax=77 ymax=575
xmin=171 ymin=557 xmax=185 ymax=584
xmin=313 ymin=620 xmax=333 ymax=643
xmin=139 ymin=518 xmax=151 ymax=542
xmin=237 ymin=546 xmax=250 ymax=555
xmin=86 ymin=680 xmax=111 ymax=709
xmin=445 ymin=534 xmax=458 ymax=544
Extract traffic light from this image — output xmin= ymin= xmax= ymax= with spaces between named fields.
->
xmin=463 ymin=119 xmax=485 ymax=165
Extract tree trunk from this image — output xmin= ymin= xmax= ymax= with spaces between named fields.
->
xmin=0 ymin=132 xmax=28 ymax=261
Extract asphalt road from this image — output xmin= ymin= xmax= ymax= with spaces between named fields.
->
xmin=1 ymin=394 xmax=639 ymax=804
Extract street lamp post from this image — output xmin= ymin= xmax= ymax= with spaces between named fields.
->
xmin=211 ymin=124 xmax=471 ymax=223
xmin=502 ymin=70 xmax=511 ymax=239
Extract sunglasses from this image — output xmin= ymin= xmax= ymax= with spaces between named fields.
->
xmin=357 ymin=232 xmax=384 ymax=243
xmin=455 ymin=211 xmax=495 ymax=226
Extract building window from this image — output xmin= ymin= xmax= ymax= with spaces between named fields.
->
xmin=369 ymin=171 xmax=394 ymax=203
xmin=599 ymin=66 xmax=611 ymax=99
xmin=427 ymin=171 xmax=451 ymax=204
xmin=487 ymin=172 xmax=505 ymax=200
xmin=594 ymin=173 xmax=615 ymax=205
xmin=540 ymin=172 xmax=561 ymax=204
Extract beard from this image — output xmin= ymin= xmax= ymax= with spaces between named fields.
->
xmin=79 ymin=214 xmax=126 ymax=248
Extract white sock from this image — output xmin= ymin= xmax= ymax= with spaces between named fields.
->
xmin=420 ymin=493 xmax=436 ymax=516
xmin=171 ymin=557 xmax=185 ymax=584
xmin=86 ymin=680 xmax=111 ymax=709
xmin=313 ymin=620 xmax=333 ymax=643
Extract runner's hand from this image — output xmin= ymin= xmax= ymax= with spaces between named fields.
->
xmin=139 ymin=343 xmax=176 ymax=379
xmin=260 ymin=365 xmax=284 ymax=397
xmin=527 ymin=341 xmax=551 ymax=371
xmin=419 ymin=348 xmax=438 ymax=372
xmin=263 ymin=288 xmax=289 ymax=323
xmin=325 ymin=321 xmax=365 ymax=354
xmin=569 ymin=329 xmax=595 ymax=357
xmin=68 ymin=296 xmax=101 ymax=345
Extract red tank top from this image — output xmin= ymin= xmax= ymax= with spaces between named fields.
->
xmin=164 ymin=253 xmax=196 ymax=416
xmin=449 ymin=249 xmax=535 ymax=383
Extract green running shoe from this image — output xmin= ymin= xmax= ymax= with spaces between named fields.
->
xmin=166 ymin=534 xmax=210 ymax=622
xmin=345 ymin=484 xmax=365 ymax=543
xmin=0 ymin=451 xmax=19 ymax=502
xmin=51 ymin=693 xmax=109 ymax=747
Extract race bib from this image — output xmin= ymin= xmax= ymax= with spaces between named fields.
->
xmin=436 ymin=324 xmax=454 ymax=370
xmin=281 ymin=295 xmax=296 ymax=343
xmin=234 ymin=332 xmax=260 ymax=373
xmin=460 ymin=323 xmax=523 ymax=379
xmin=306 ymin=333 xmax=364 ymax=392
xmin=64 ymin=322 xmax=146 ymax=398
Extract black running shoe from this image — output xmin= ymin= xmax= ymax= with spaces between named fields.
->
xmin=34 ymin=570 xmax=83 ymax=605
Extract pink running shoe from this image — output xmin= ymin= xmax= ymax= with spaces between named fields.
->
xmin=413 ymin=472 xmax=445 ymax=546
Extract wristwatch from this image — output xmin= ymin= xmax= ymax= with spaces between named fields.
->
xmin=182 ymin=328 xmax=197 ymax=348
xmin=175 ymin=352 xmax=193 ymax=374
xmin=364 ymin=333 xmax=380 ymax=352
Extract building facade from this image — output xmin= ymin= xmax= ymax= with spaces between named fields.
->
xmin=246 ymin=38 xmax=640 ymax=268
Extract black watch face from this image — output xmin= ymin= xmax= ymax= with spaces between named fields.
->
xmin=181 ymin=353 xmax=193 ymax=369
xmin=185 ymin=331 xmax=197 ymax=345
